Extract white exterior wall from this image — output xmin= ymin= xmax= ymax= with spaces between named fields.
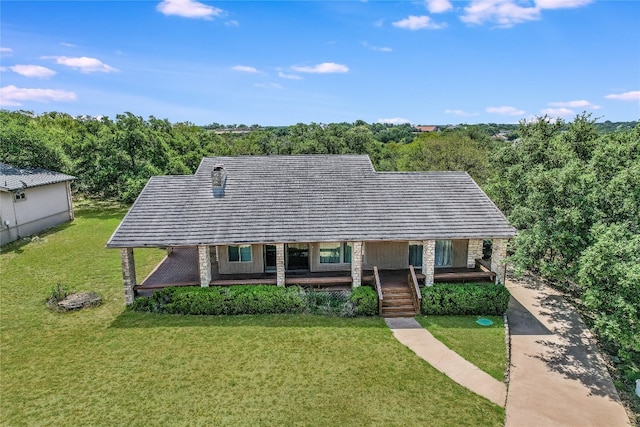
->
xmin=0 ymin=182 xmax=73 ymax=246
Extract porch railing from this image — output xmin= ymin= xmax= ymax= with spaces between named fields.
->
xmin=408 ymin=265 xmax=422 ymax=315
xmin=373 ymin=266 xmax=383 ymax=316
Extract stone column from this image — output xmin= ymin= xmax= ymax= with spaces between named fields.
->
xmin=198 ymin=245 xmax=211 ymax=287
xmin=276 ymin=243 xmax=285 ymax=287
xmin=350 ymin=241 xmax=363 ymax=288
xmin=491 ymin=239 xmax=508 ymax=285
xmin=422 ymin=240 xmax=435 ymax=286
xmin=467 ymin=239 xmax=484 ymax=268
xmin=120 ymin=248 xmax=137 ymax=305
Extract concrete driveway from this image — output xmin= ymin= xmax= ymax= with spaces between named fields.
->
xmin=505 ymin=273 xmax=631 ymax=427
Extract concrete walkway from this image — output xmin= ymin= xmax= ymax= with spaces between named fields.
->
xmin=385 ymin=317 xmax=507 ymax=407
xmin=505 ymin=274 xmax=631 ymax=427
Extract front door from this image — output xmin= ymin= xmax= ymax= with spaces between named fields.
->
xmin=286 ymin=243 xmax=309 ymax=271
xmin=264 ymin=245 xmax=277 ymax=273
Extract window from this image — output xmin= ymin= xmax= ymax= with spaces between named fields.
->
xmin=435 ymin=240 xmax=452 ymax=267
xmin=228 ymin=245 xmax=252 ymax=262
xmin=409 ymin=244 xmax=423 ymax=267
xmin=319 ymin=242 xmax=353 ymax=264
xmin=14 ymin=191 xmax=26 ymax=202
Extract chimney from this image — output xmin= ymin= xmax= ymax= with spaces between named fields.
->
xmin=211 ymin=164 xmax=226 ymax=198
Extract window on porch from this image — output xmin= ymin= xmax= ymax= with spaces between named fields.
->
xmin=228 ymin=245 xmax=252 ymax=262
xmin=409 ymin=240 xmax=453 ymax=267
xmin=319 ymin=242 xmax=352 ymax=264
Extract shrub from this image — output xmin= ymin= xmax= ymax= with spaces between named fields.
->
xmin=350 ymin=286 xmax=378 ymax=316
xmin=305 ymin=290 xmax=353 ymax=316
xmin=131 ymin=285 xmax=306 ymax=315
xmin=46 ymin=283 xmax=71 ymax=311
xmin=421 ymin=283 xmax=510 ymax=315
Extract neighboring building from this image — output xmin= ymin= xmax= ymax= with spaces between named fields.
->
xmin=108 ymin=155 xmax=516 ymax=305
xmin=0 ymin=163 xmax=75 ymax=245
xmin=414 ymin=125 xmax=439 ymax=133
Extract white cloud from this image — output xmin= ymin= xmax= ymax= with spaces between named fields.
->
xmin=445 ymin=109 xmax=479 ymax=117
xmin=254 ymin=83 xmax=283 ymax=90
xmin=43 ymin=56 xmax=118 ymax=73
xmin=535 ymin=0 xmax=592 ymax=10
xmin=0 ymin=85 xmax=76 ymax=107
xmin=232 ymin=65 xmax=259 ymax=73
xmin=426 ymin=0 xmax=453 ymax=13
xmin=392 ymin=15 xmax=447 ymax=30
xmin=461 ymin=0 xmax=541 ymax=27
xmin=9 ymin=65 xmax=56 ymax=79
xmin=373 ymin=19 xmax=384 ymax=27
xmin=0 ymin=67 xmax=6 ymax=72
xmin=541 ymin=107 xmax=574 ymax=117
xmin=60 ymin=42 xmax=77 ymax=47
xmin=605 ymin=91 xmax=640 ymax=102
xmin=156 ymin=0 xmax=223 ymax=19
xmin=486 ymin=105 xmax=525 ymax=116
xmin=377 ymin=117 xmax=411 ymax=124
xmin=225 ymin=20 xmax=239 ymax=27
xmin=548 ymin=99 xmax=601 ymax=109
xmin=0 ymin=47 xmax=13 ymax=56
xmin=362 ymin=42 xmax=392 ymax=52
xmin=278 ymin=71 xmax=302 ymax=80
xmin=291 ymin=63 xmax=349 ymax=74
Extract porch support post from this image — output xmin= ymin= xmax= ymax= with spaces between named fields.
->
xmin=198 ymin=245 xmax=211 ymax=287
xmin=422 ymin=240 xmax=435 ymax=286
xmin=351 ymin=241 xmax=363 ymax=288
xmin=276 ymin=243 xmax=285 ymax=287
xmin=491 ymin=239 xmax=508 ymax=285
xmin=120 ymin=248 xmax=137 ymax=305
xmin=467 ymin=239 xmax=484 ymax=268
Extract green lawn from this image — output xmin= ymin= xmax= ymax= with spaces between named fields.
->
xmin=1 ymin=205 xmax=505 ymax=426
xmin=416 ymin=315 xmax=507 ymax=381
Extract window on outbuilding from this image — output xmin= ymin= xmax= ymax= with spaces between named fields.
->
xmin=228 ymin=245 xmax=252 ymax=262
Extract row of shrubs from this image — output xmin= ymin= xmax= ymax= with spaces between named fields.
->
xmin=131 ymin=282 xmax=510 ymax=317
xmin=130 ymin=285 xmax=378 ymax=317
xmin=421 ymin=283 xmax=511 ymax=315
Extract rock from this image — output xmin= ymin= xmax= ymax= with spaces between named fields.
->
xmin=57 ymin=291 xmax=102 ymax=311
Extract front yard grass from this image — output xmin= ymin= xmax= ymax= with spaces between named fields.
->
xmin=416 ymin=315 xmax=507 ymax=381
xmin=0 ymin=204 xmax=505 ymax=426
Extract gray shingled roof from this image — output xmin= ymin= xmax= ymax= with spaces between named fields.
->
xmin=107 ymin=155 xmax=515 ymax=248
xmin=0 ymin=163 xmax=75 ymax=191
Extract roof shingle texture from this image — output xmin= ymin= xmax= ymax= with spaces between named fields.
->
xmin=0 ymin=163 xmax=75 ymax=191
xmin=107 ymin=155 xmax=515 ymax=247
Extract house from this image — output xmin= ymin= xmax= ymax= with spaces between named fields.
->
xmin=414 ymin=125 xmax=439 ymax=133
xmin=0 ymin=163 xmax=75 ymax=245
xmin=107 ymin=155 xmax=516 ymax=306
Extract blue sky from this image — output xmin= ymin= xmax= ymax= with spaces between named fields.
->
xmin=1 ymin=0 xmax=638 ymax=125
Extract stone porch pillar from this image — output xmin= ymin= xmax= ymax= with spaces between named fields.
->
xmin=491 ymin=239 xmax=508 ymax=285
xmin=467 ymin=239 xmax=484 ymax=268
xmin=350 ymin=241 xmax=363 ymax=288
xmin=276 ymin=243 xmax=285 ymax=287
xmin=198 ymin=245 xmax=211 ymax=287
xmin=422 ymin=240 xmax=435 ymax=286
xmin=120 ymin=248 xmax=137 ymax=305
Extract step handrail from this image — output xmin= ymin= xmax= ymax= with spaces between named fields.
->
xmin=373 ymin=266 xmax=383 ymax=316
xmin=408 ymin=265 xmax=422 ymax=315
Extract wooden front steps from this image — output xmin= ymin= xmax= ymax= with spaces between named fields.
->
xmin=381 ymin=284 xmax=418 ymax=318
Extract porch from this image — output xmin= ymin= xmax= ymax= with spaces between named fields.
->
xmin=133 ymin=247 xmax=496 ymax=296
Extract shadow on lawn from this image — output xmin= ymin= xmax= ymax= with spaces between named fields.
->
xmin=510 ymin=273 xmax=622 ymax=402
xmin=0 ymin=221 xmax=75 ymax=254
xmin=110 ymin=311 xmax=389 ymax=329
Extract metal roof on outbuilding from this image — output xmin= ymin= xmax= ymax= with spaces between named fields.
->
xmin=0 ymin=163 xmax=75 ymax=191
xmin=107 ymin=155 xmax=516 ymax=248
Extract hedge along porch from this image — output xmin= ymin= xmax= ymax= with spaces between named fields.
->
xmin=108 ymin=155 xmax=515 ymax=305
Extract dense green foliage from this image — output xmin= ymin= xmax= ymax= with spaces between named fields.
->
xmin=487 ymin=114 xmax=640 ymax=391
xmin=421 ymin=283 xmax=511 ymax=315
xmin=131 ymin=285 xmax=379 ymax=317
xmin=349 ymin=286 xmax=378 ymax=316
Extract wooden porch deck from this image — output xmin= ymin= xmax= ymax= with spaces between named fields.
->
xmin=135 ymin=247 xmax=495 ymax=294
